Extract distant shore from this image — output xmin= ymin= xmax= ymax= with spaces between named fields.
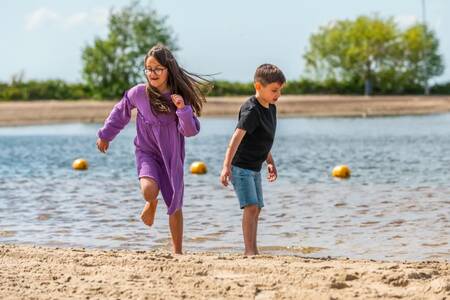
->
xmin=1 ymin=244 xmax=449 ymax=299
xmin=1 ymin=95 xmax=450 ymax=126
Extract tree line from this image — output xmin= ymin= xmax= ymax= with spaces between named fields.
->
xmin=2 ymin=79 xmax=450 ymax=101
xmin=0 ymin=2 xmax=448 ymax=101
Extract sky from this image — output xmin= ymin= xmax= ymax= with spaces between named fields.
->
xmin=1 ymin=0 xmax=449 ymax=83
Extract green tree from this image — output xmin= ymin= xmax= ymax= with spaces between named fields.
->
xmin=82 ymin=1 xmax=177 ymax=99
xmin=304 ymin=15 xmax=444 ymax=95
xmin=401 ymin=24 xmax=444 ymax=92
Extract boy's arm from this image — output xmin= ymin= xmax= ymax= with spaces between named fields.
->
xmin=266 ymin=152 xmax=275 ymax=165
xmin=220 ymin=128 xmax=246 ymax=186
xmin=266 ymin=151 xmax=277 ymax=182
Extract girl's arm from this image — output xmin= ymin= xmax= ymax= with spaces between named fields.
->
xmin=97 ymin=89 xmax=136 ymax=143
xmin=220 ymin=128 xmax=246 ymax=186
xmin=176 ymin=105 xmax=200 ymax=137
xmin=172 ymin=94 xmax=200 ymax=137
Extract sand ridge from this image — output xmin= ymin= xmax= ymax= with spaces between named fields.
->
xmin=1 ymin=95 xmax=450 ymax=126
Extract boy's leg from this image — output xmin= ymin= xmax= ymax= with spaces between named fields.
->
xmin=242 ymin=204 xmax=259 ymax=255
xmin=169 ymin=209 xmax=183 ymax=254
xmin=139 ymin=177 xmax=159 ymax=226
xmin=253 ymin=172 xmax=263 ymax=255
xmin=231 ymin=166 xmax=260 ymax=255
xmin=253 ymin=207 xmax=261 ymax=254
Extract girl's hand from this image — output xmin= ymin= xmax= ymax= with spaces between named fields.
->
xmin=171 ymin=94 xmax=186 ymax=109
xmin=220 ymin=166 xmax=231 ymax=187
xmin=267 ymin=163 xmax=277 ymax=182
xmin=96 ymin=138 xmax=109 ymax=153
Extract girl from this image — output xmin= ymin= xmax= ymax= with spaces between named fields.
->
xmin=96 ymin=44 xmax=210 ymax=254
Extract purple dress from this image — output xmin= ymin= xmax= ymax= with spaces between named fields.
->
xmin=98 ymin=84 xmax=200 ymax=215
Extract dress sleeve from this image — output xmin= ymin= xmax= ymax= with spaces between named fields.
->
xmin=175 ymin=105 xmax=200 ymax=137
xmin=97 ymin=88 xmax=136 ymax=141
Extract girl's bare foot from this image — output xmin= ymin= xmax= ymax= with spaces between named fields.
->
xmin=140 ymin=199 xmax=158 ymax=226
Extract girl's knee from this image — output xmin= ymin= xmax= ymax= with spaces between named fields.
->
xmin=169 ymin=209 xmax=183 ymax=218
xmin=142 ymin=188 xmax=158 ymax=201
xmin=140 ymin=178 xmax=159 ymax=201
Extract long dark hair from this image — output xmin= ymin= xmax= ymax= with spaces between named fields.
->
xmin=144 ymin=44 xmax=212 ymax=116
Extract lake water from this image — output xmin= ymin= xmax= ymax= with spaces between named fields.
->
xmin=0 ymin=115 xmax=449 ymax=261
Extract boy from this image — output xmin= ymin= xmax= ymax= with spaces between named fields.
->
xmin=220 ymin=64 xmax=285 ymax=255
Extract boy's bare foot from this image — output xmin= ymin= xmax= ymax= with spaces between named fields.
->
xmin=140 ymin=199 xmax=158 ymax=226
xmin=244 ymin=251 xmax=258 ymax=256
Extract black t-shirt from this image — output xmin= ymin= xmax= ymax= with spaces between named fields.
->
xmin=232 ymin=96 xmax=277 ymax=171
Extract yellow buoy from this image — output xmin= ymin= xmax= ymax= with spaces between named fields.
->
xmin=332 ymin=165 xmax=351 ymax=178
xmin=190 ymin=161 xmax=207 ymax=174
xmin=72 ymin=158 xmax=88 ymax=170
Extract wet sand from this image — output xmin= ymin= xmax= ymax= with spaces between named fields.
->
xmin=1 ymin=95 xmax=450 ymax=126
xmin=0 ymin=244 xmax=448 ymax=299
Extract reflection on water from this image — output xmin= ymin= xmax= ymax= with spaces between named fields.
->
xmin=0 ymin=115 xmax=449 ymax=261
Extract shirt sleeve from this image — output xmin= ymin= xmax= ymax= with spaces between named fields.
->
xmin=236 ymin=106 xmax=259 ymax=134
xmin=176 ymin=105 xmax=200 ymax=137
xmin=97 ymin=88 xmax=136 ymax=141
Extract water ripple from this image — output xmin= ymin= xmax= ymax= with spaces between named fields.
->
xmin=0 ymin=116 xmax=450 ymax=261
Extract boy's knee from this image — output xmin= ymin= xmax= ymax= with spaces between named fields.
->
xmin=244 ymin=204 xmax=259 ymax=214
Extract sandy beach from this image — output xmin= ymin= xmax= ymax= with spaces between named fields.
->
xmin=1 ymin=95 xmax=450 ymax=126
xmin=0 ymin=244 xmax=448 ymax=299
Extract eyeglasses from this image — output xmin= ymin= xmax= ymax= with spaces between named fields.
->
xmin=144 ymin=67 xmax=166 ymax=76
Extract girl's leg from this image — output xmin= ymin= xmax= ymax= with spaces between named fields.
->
xmin=139 ymin=177 xmax=159 ymax=226
xmin=242 ymin=204 xmax=259 ymax=255
xmin=169 ymin=209 xmax=183 ymax=254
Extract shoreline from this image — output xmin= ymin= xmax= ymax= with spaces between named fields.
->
xmin=1 ymin=95 xmax=450 ymax=126
xmin=1 ymin=244 xmax=449 ymax=299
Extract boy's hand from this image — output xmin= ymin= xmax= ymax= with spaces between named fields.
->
xmin=220 ymin=166 xmax=231 ymax=187
xmin=96 ymin=138 xmax=109 ymax=153
xmin=171 ymin=94 xmax=186 ymax=109
xmin=267 ymin=163 xmax=277 ymax=182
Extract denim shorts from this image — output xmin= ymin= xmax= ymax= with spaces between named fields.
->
xmin=231 ymin=165 xmax=264 ymax=209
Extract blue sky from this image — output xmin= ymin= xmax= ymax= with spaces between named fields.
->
xmin=1 ymin=0 xmax=449 ymax=83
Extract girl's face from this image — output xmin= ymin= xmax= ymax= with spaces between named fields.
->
xmin=145 ymin=56 xmax=169 ymax=92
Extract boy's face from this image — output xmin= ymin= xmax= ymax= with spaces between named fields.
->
xmin=255 ymin=81 xmax=284 ymax=105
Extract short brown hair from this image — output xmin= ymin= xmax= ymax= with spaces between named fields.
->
xmin=254 ymin=64 xmax=286 ymax=85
